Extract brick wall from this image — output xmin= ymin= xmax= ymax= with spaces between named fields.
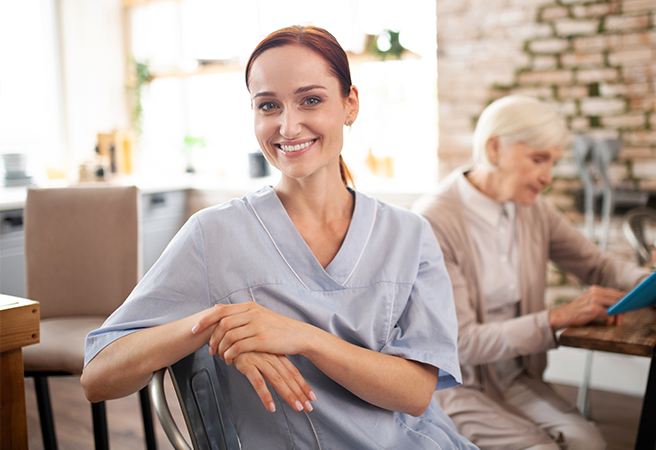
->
xmin=436 ymin=0 xmax=655 ymax=189
xmin=435 ymin=0 xmax=655 ymax=293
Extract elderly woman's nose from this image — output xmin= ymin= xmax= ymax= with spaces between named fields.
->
xmin=540 ymin=165 xmax=554 ymax=185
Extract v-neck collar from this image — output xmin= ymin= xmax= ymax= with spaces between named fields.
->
xmin=245 ymin=186 xmax=376 ymax=290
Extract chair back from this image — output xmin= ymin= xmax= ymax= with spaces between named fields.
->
xmin=24 ymin=186 xmax=141 ymax=319
xmin=623 ymin=207 xmax=656 ymax=267
xmin=151 ymin=346 xmax=240 ymax=450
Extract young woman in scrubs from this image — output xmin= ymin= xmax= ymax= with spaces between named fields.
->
xmin=82 ymin=25 xmax=477 ymax=449
xmin=412 ymin=95 xmax=652 ymax=450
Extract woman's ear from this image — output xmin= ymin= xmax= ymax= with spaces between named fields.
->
xmin=344 ymin=85 xmax=360 ymax=126
xmin=486 ymin=136 xmax=501 ymax=167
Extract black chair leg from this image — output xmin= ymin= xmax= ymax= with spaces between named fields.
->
xmin=33 ymin=375 xmax=58 ymax=450
xmin=91 ymin=401 xmax=110 ymax=450
xmin=139 ymin=387 xmax=158 ymax=450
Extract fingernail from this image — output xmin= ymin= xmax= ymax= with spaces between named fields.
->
xmin=295 ymin=400 xmax=303 ymax=411
xmin=208 ymin=347 xmax=214 ymax=356
xmin=309 ymin=390 xmax=317 ymax=401
xmin=191 ymin=323 xmax=200 ymax=334
xmin=304 ymin=401 xmax=313 ymax=412
xmin=268 ymin=402 xmax=276 ymax=412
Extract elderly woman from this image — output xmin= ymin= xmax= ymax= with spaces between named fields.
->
xmin=413 ymin=95 xmax=651 ymax=450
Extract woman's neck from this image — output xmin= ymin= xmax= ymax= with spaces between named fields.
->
xmin=274 ymin=173 xmax=353 ymax=225
xmin=465 ymin=167 xmax=508 ymax=204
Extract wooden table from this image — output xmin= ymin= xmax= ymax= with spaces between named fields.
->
xmin=0 ymin=294 xmax=40 ymax=450
xmin=559 ymin=307 xmax=656 ymax=450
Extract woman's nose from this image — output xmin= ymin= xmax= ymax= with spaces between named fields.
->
xmin=540 ymin=165 xmax=553 ymax=186
xmin=279 ymin=108 xmax=302 ymax=139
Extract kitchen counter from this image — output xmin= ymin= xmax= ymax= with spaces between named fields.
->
xmin=0 ymin=173 xmax=429 ymax=212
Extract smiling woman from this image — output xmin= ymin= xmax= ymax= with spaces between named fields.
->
xmin=81 ymin=25 xmax=477 ymax=450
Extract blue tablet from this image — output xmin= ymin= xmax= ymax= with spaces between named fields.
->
xmin=607 ymin=271 xmax=656 ymax=315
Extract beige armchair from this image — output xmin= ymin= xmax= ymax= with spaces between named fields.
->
xmin=22 ymin=185 xmax=156 ymax=450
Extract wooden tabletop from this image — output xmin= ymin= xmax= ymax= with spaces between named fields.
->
xmin=0 ymin=294 xmax=40 ymax=450
xmin=559 ymin=307 xmax=656 ymax=357
xmin=0 ymin=294 xmax=39 ymax=353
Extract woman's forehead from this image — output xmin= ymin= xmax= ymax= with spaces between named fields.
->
xmin=249 ymin=45 xmax=334 ymax=93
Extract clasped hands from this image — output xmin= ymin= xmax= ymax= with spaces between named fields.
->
xmin=191 ymin=302 xmax=316 ymax=413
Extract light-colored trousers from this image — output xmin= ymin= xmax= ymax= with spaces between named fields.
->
xmin=435 ymin=375 xmax=606 ymax=450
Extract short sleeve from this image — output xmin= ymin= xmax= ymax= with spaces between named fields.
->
xmin=380 ymin=219 xmax=462 ymax=390
xmin=84 ymin=215 xmax=211 ymax=367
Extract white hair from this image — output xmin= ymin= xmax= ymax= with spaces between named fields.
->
xmin=472 ymin=95 xmax=571 ymax=169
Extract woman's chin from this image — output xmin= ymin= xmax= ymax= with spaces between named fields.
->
xmin=516 ymin=192 xmax=539 ymax=206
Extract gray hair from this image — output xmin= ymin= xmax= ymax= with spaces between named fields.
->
xmin=472 ymin=95 xmax=571 ymax=169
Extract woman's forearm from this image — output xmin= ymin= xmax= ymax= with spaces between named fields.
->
xmin=301 ymin=327 xmax=438 ymax=417
xmin=81 ymin=311 xmax=214 ymax=403
xmin=198 ymin=302 xmax=438 ymax=416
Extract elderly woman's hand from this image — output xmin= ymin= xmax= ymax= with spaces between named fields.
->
xmin=548 ymin=285 xmax=626 ymax=331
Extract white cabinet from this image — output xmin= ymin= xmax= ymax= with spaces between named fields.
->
xmin=141 ymin=190 xmax=188 ymax=274
xmin=0 ymin=189 xmax=188 ymax=298
xmin=0 ymin=209 xmax=26 ymax=297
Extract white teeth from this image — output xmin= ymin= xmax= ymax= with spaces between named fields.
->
xmin=280 ymin=140 xmax=314 ymax=152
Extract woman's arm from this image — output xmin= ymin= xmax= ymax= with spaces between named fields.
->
xmin=82 ymin=311 xmax=212 ymax=403
xmin=302 ymin=324 xmax=439 ymax=417
xmin=81 ymin=308 xmax=315 ymax=413
xmin=545 ymin=198 xmax=650 ymax=290
xmin=193 ymin=302 xmax=438 ymax=417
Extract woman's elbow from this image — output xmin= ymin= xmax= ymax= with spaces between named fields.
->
xmin=406 ymin=394 xmax=433 ymax=417
xmin=80 ymin=370 xmax=105 ymax=403
xmin=404 ymin=365 xmax=438 ymax=417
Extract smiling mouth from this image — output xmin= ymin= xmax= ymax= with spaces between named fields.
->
xmin=278 ymin=140 xmax=316 ymax=152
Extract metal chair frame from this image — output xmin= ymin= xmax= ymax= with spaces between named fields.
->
xmin=150 ymin=346 xmax=240 ymax=450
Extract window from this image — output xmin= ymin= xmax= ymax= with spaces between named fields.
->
xmin=0 ymin=0 xmax=65 ymax=180
xmin=128 ymin=0 xmax=438 ymax=192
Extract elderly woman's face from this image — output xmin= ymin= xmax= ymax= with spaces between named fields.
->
xmin=493 ymin=140 xmax=563 ymax=206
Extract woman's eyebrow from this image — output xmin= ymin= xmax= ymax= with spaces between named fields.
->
xmin=253 ymin=91 xmax=275 ymax=99
xmin=252 ymin=85 xmax=326 ymax=99
xmin=295 ymin=85 xmax=327 ymax=94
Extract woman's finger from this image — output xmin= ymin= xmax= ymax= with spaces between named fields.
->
xmin=213 ymin=323 xmax=258 ymax=360
xmin=260 ymin=354 xmax=313 ymax=412
xmin=234 ymin=353 xmax=314 ymax=412
xmin=280 ymin=355 xmax=317 ymax=404
xmin=191 ymin=302 xmax=256 ymax=335
xmin=233 ymin=354 xmax=277 ymax=412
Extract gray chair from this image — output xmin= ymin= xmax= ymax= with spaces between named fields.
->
xmin=150 ymin=345 xmax=240 ymax=450
xmin=623 ymin=207 xmax=656 ymax=268
xmin=22 ymin=185 xmax=156 ymax=450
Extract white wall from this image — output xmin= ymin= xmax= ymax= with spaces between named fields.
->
xmin=545 ymin=346 xmax=650 ymax=397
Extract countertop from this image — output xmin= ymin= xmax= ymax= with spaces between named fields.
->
xmin=1 ymin=174 xmax=430 ymax=211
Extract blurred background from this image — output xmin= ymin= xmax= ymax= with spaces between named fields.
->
xmin=0 ymin=0 xmax=439 ymax=193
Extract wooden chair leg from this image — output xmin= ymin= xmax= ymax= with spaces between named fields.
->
xmin=139 ymin=387 xmax=157 ymax=450
xmin=91 ymin=401 xmax=109 ymax=450
xmin=33 ymin=375 xmax=58 ymax=450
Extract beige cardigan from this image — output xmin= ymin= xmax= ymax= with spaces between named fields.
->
xmin=413 ymin=169 xmax=650 ymax=400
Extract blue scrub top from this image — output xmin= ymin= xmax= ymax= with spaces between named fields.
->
xmin=85 ymin=186 xmax=476 ymax=449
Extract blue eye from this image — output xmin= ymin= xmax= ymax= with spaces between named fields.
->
xmin=305 ymin=97 xmax=321 ymax=106
xmin=259 ymin=102 xmax=278 ymax=111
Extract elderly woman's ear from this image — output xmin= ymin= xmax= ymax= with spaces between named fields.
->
xmin=486 ymin=136 xmax=501 ymax=167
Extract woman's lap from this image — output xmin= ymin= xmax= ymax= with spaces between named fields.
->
xmin=435 ymin=375 xmax=605 ymax=450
